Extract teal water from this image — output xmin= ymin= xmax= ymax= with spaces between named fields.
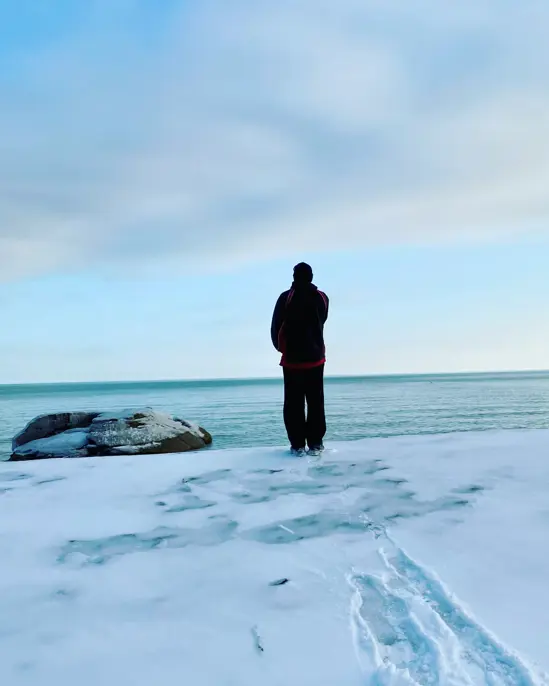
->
xmin=1 ymin=371 xmax=549 ymax=460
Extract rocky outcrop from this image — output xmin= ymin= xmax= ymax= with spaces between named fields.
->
xmin=10 ymin=409 xmax=212 ymax=461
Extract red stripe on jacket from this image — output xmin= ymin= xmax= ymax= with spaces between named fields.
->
xmin=318 ymin=290 xmax=328 ymax=309
xmin=280 ymin=358 xmax=326 ymax=369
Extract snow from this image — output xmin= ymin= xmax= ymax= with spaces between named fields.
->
xmin=90 ymin=408 xmax=148 ymax=422
xmin=91 ymin=418 xmax=175 ymax=449
xmin=1 ymin=430 xmax=549 ymax=685
xmin=89 ymin=409 xmax=206 ymax=448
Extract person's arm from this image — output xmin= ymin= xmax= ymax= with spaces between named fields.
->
xmin=271 ymin=293 xmax=287 ymax=351
xmin=318 ymin=291 xmax=329 ymax=323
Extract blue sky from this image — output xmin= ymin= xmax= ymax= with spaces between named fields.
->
xmin=1 ymin=1 xmax=548 ymax=383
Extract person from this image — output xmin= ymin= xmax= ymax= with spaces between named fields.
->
xmin=271 ymin=262 xmax=329 ymax=455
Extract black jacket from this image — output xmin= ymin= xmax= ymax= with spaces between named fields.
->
xmin=271 ymin=282 xmax=329 ymax=367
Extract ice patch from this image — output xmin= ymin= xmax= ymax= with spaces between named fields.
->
xmin=13 ymin=430 xmax=88 ymax=457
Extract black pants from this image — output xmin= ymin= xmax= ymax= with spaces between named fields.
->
xmin=283 ymin=364 xmax=326 ymax=449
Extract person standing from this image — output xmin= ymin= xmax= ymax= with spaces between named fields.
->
xmin=271 ymin=263 xmax=329 ymax=456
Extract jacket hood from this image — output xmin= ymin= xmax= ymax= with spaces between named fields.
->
xmin=291 ymin=281 xmax=317 ymax=290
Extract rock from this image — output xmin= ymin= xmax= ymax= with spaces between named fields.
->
xmin=269 ymin=578 xmax=290 ymax=586
xmin=87 ymin=409 xmax=212 ymax=456
xmin=10 ymin=408 xmax=212 ymax=461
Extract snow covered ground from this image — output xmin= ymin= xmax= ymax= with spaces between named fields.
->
xmin=1 ymin=429 xmax=549 ymax=685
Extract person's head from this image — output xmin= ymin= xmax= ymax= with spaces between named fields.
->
xmin=293 ymin=262 xmax=313 ymax=284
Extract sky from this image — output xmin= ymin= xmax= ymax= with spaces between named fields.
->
xmin=1 ymin=0 xmax=548 ymax=383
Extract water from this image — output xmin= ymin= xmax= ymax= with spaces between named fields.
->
xmin=1 ymin=371 xmax=549 ymax=460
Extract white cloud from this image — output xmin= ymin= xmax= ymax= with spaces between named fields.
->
xmin=1 ymin=0 xmax=549 ymax=280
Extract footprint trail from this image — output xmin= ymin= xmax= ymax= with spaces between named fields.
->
xmin=349 ymin=525 xmax=547 ymax=685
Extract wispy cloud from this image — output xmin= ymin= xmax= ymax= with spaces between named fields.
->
xmin=2 ymin=0 xmax=549 ymax=279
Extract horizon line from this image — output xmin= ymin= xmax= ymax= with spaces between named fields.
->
xmin=1 ymin=368 xmax=548 ymax=388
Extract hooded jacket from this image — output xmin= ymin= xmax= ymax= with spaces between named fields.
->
xmin=271 ymin=282 xmax=329 ymax=369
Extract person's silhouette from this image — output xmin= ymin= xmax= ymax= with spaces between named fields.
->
xmin=271 ymin=263 xmax=329 ymax=455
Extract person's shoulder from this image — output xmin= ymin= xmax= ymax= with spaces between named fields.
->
xmin=317 ymin=289 xmax=329 ymax=305
xmin=275 ymin=289 xmax=291 ymax=306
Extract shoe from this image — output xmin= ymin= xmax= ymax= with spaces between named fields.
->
xmin=290 ymin=447 xmax=306 ymax=457
xmin=307 ymin=444 xmax=324 ymax=456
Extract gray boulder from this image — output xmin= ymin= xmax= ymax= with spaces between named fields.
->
xmin=10 ymin=409 xmax=212 ymax=461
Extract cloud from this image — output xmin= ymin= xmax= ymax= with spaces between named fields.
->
xmin=1 ymin=0 xmax=549 ymax=280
